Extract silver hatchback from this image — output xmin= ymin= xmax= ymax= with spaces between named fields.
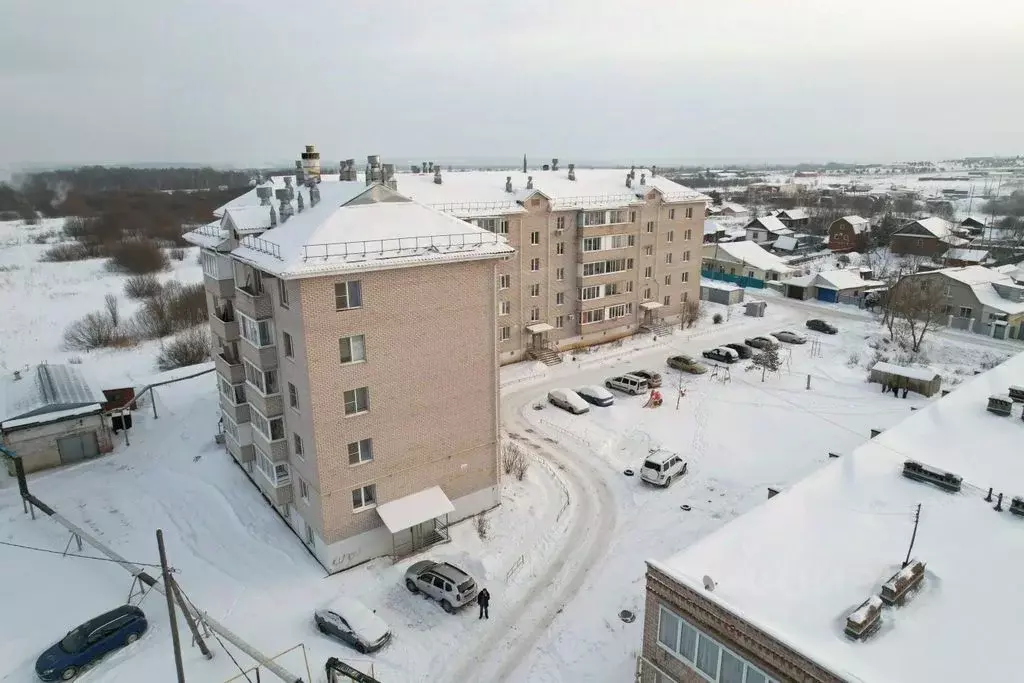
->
xmin=404 ymin=560 xmax=479 ymax=613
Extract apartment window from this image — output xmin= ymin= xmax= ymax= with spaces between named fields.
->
xmin=625 ymin=280 xmax=634 ymax=293
xmin=499 ymin=300 xmax=511 ymax=316
xmin=529 ymin=307 xmax=540 ymax=322
xmin=582 ymin=237 xmax=602 ymax=252
xmin=287 ymin=382 xmax=298 ymax=409
xmin=251 ymin=408 xmax=285 ymax=442
xmin=235 ymin=265 xmax=264 ymax=295
xmin=663 ymin=295 xmax=671 ymax=306
xmin=352 ymin=484 xmax=377 ymax=511
xmin=498 ymin=274 xmax=511 ymax=290
xmin=339 ymin=334 xmax=367 ymax=364
xmin=605 ymin=283 xmax=620 ymax=296
xmin=612 ymin=210 xmax=629 ymax=224
xmin=556 ymin=241 xmax=565 ymax=255
xmin=240 ymin=314 xmax=274 ymax=348
xmin=644 ymin=266 xmax=653 ymax=279
xmin=656 ymin=605 xmax=778 ymax=683
xmin=669 ymin=208 xmax=676 ymax=219
xmin=555 ymin=316 xmax=564 ymax=329
xmin=282 ymin=331 xmax=294 ymax=358
xmin=666 ymin=230 xmax=674 ymax=244
xmin=583 ymin=210 xmax=607 ymax=226
xmin=665 ymin=253 xmax=673 ymax=264
xmin=530 ymin=284 xmax=541 ymax=297
xmin=683 ymin=250 xmax=691 ymax=262
xmin=334 ymin=281 xmax=363 ymax=310
xmin=556 ymin=216 xmax=566 ymax=230
xmin=530 ymin=257 xmax=541 ymax=271
xmin=219 ymin=376 xmax=245 ymax=405
xmin=343 ymin=387 xmax=369 ymax=416
xmin=244 ymin=360 xmax=279 ymax=396
xmin=556 ymin=267 xmax=565 ymax=281
xmin=646 ymin=221 xmax=655 ymax=233
xmin=644 ymin=245 xmax=653 ymax=256
xmin=748 ymin=270 xmax=755 ymax=279
xmin=581 ymin=309 xmax=605 ymax=324
xmin=959 ymin=306 xmax=973 ymax=318
xmin=531 ymin=198 xmax=541 ymax=207
xmin=498 ymin=326 xmax=511 ymax=342
xmin=476 ymin=218 xmax=509 ymax=234
xmin=299 ymin=477 xmax=310 ymax=503
xmin=530 ymin=231 xmax=540 ymax=245
xmin=686 ymin=207 xmax=694 ymax=218
xmin=684 ymin=229 xmax=692 ymax=241
xmin=293 ymin=433 xmax=304 ymax=458
xmin=580 ymin=285 xmax=602 ymax=301
xmin=556 ymin=292 xmax=565 ymax=305
xmin=643 ymin=287 xmax=652 ymax=299
xmin=681 ymin=272 xmax=689 ymax=283
xmin=607 ymin=303 xmax=632 ymax=319
xmin=348 ymin=438 xmax=373 ymax=465
xmin=255 ymin=446 xmax=290 ymax=486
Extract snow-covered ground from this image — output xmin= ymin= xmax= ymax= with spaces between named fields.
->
xmin=1 ymin=215 xmax=1020 ymax=683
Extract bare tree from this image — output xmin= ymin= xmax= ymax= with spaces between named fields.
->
xmin=681 ymin=300 xmax=701 ymax=329
xmin=886 ymin=275 xmax=947 ymax=352
xmin=104 ymin=294 xmax=120 ymax=327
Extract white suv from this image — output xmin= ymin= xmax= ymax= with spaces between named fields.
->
xmin=640 ymin=451 xmax=687 ymax=487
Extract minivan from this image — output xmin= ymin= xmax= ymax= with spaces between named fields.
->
xmin=605 ymin=374 xmax=649 ymax=395
xmin=640 ymin=451 xmax=687 ymax=487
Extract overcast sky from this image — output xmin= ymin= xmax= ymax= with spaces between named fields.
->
xmin=2 ymin=0 xmax=1022 ymax=168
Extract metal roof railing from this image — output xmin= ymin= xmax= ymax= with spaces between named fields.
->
xmin=302 ymin=232 xmax=504 ymax=261
xmin=239 ymin=235 xmax=282 ymax=259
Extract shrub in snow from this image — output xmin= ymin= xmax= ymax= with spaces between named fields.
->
xmin=681 ymin=301 xmax=701 ymax=329
xmin=131 ymin=281 xmax=207 ymax=339
xmin=712 ymin=313 xmax=724 ymax=324
xmin=40 ymin=242 xmax=90 ymax=262
xmin=63 ymin=311 xmax=132 ymax=351
xmin=846 ymin=351 xmax=860 ymax=368
xmin=104 ymin=294 xmax=120 ymax=328
xmin=156 ymin=326 xmax=211 ymax=371
xmin=501 ymin=441 xmax=530 ymax=480
xmin=105 ymin=239 xmax=170 ymax=275
xmin=475 ymin=512 xmax=488 ymax=540
xmin=124 ymin=274 xmax=163 ymax=299
xmin=169 ymin=247 xmax=186 ymax=261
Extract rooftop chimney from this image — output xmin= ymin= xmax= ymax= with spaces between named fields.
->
xmin=505 ymin=176 xmax=513 ymax=193
xmin=630 ymin=165 xmax=636 ymax=179
xmin=269 ymin=205 xmax=277 ymax=227
xmin=294 ymin=160 xmax=305 ymax=186
xmin=551 ymin=157 xmax=559 ymax=172
xmin=256 ymin=186 xmax=273 ymax=206
xmin=428 ymin=161 xmax=434 ymax=173
xmin=640 ymin=172 xmax=647 ymax=186
xmin=411 ymin=165 xmax=421 ymax=174
xmin=625 ymin=173 xmax=632 ymax=189
xmin=542 ymin=163 xmax=550 ymax=171
xmin=433 ymin=166 xmax=442 ymax=185
xmin=13 ymin=369 xmax=22 ymax=381
xmin=523 ymin=154 xmax=527 ymax=174
xmin=383 ymin=163 xmax=398 ymax=191
xmin=345 ymin=159 xmax=357 ymax=181
xmin=310 ymin=184 xmax=320 ymax=207
xmin=651 ymin=165 xmax=658 ymax=177
xmin=568 ymin=163 xmax=576 ymax=181
xmin=300 ymin=144 xmax=321 ymax=184
xmin=296 ymin=190 xmax=304 ymax=213
xmin=526 ymin=175 xmax=533 ymax=190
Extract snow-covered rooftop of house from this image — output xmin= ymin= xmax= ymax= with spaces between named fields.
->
xmin=870 ymin=361 xmax=940 ymax=382
xmin=773 ymin=235 xmax=798 ymax=252
xmin=777 ymin=209 xmax=809 ymax=220
xmin=720 ymin=202 xmax=748 ymax=213
xmin=943 ymin=248 xmax=989 ymax=263
xmin=940 ymin=265 xmax=1011 ymax=287
xmin=700 ymin=278 xmax=742 ymax=291
xmin=705 ymin=240 xmax=794 ymax=274
xmin=1 ymin=364 xmax=106 ymax=426
xmin=228 ymin=185 xmax=515 ymax=280
xmin=840 ymin=215 xmax=870 ymax=233
xmin=905 ymin=216 xmax=954 ymax=238
xmin=652 ymin=352 xmax=1024 ymax=683
xmin=814 ymin=269 xmax=884 ymax=291
xmin=748 ymin=215 xmax=792 ymax=235
xmin=704 ymin=220 xmax=724 ymax=236
xmin=223 ymin=205 xmax=275 ymax=235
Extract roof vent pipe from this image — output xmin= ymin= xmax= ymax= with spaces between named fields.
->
xmin=383 ymin=163 xmax=397 ymax=190
xmin=269 ymin=206 xmax=277 ymax=227
xmin=626 ymin=173 xmax=632 ymax=189
xmin=640 ymin=172 xmax=646 ymax=186
xmin=651 ymin=165 xmax=658 ymax=177
xmin=296 ymin=191 xmax=304 ymax=213
xmin=551 ymin=158 xmax=559 ymax=172
xmin=568 ymin=163 xmax=576 ymax=181
xmin=294 ymin=160 xmax=305 ymax=186
xmin=505 ymin=176 xmax=513 ymax=193
xmin=310 ymin=184 xmax=320 ymax=207
xmin=630 ymin=165 xmax=636 ymax=179
xmin=13 ymin=370 xmax=22 ymax=381
xmin=433 ymin=166 xmax=442 ymax=185
xmin=542 ymin=164 xmax=550 ymax=171
xmin=428 ymin=162 xmax=434 ymax=173
xmin=526 ymin=176 xmax=533 ymax=190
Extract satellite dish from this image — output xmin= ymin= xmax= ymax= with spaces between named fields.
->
xmin=703 ymin=575 xmax=716 ymax=592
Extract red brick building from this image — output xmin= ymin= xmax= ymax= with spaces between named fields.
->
xmin=827 ymin=215 xmax=870 ymax=253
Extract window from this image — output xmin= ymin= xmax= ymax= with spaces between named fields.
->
xmin=530 ymin=283 xmax=540 ymax=297
xmin=657 ymin=607 xmax=680 ymax=650
xmin=663 ymin=295 xmax=671 ymax=306
xmin=293 ymin=433 xmax=304 ymax=458
xmin=334 ymin=281 xmax=363 ymax=310
xmin=555 ymin=316 xmax=564 ymax=329
xmin=251 ymin=408 xmax=284 ymax=442
xmin=299 ymin=478 xmax=310 ymax=503
xmin=556 ymin=241 xmax=565 ymax=255
xmin=644 ymin=245 xmax=653 ymax=256
xmin=529 ymin=307 xmax=540 ymax=321
xmin=530 ymin=231 xmax=540 ymax=245
xmin=498 ymin=326 xmax=511 ymax=342
xmin=720 ymin=650 xmax=745 ymax=683
xmin=531 ymin=198 xmax=541 ymax=207
xmin=681 ymin=272 xmax=689 ymax=283
xmin=244 ymin=360 xmax=279 ymax=395
xmin=276 ymin=278 xmax=289 ymax=308
xmin=684 ymin=229 xmax=692 ymax=241
xmin=219 ymin=376 xmax=245 ymax=405
xmin=646 ymin=221 xmax=655 ymax=233
xmin=282 ymin=331 xmax=294 ymax=358
xmin=605 ymin=283 xmax=620 ymax=296
xmin=343 ymin=387 xmax=369 ymax=416
xmin=683 ymin=250 xmax=691 ymax=262
xmin=556 ymin=216 xmax=566 ymax=230
xmin=582 ymin=237 xmax=602 ymax=252
xmin=686 ymin=207 xmax=694 ymax=218
xmin=240 ymin=314 xmax=274 ymax=348
xmin=476 ymin=218 xmax=509 ymax=234
xmin=556 ymin=267 xmax=565 ymax=281
xmin=347 ymin=438 xmax=373 ymax=465
xmin=665 ymin=253 xmax=673 ymax=264
xmin=499 ymin=300 xmax=511 ymax=316
xmin=288 ymin=382 xmax=298 ymax=409
xmin=747 ymin=270 xmax=755 ymax=279
xmin=352 ymin=484 xmax=376 ymax=511
xmin=235 ymin=265 xmax=264 ymax=295
xmin=626 ymin=281 xmax=633 ymax=292
xmin=530 ymin=257 xmax=541 ymax=271
xmin=498 ymin=274 xmax=510 ymax=290
xmin=556 ymin=292 xmax=565 ymax=305
xmin=339 ymin=334 xmax=366 ymax=364
xmin=643 ymin=287 xmax=651 ymax=299
xmin=696 ymin=634 xmax=720 ymax=677
xmin=644 ymin=266 xmax=653 ymax=279
xmin=667 ymin=230 xmax=674 ymax=243
xmin=669 ymin=208 xmax=676 ymax=219
xmin=580 ymin=285 xmax=602 ymax=300
xmin=959 ymin=306 xmax=973 ymax=318
xmin=581 ymin=309 xmax=605 ymax=324
xmin=607 ymin=303 xmax=632 ymax=319
xmin=583 ymin=210 xmax=606 ymax=226
xmin=255 ymin=446 xmax=290 ymax=486
xmin=665 ymin=274 xmax=672 ymax=286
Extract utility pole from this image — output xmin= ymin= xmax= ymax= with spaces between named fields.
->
xmin=169 ymin=577 xmax=212 ymax=659
xmin=157 ymin=530 xmax=186 ymax=683
xmin=903 ymin=504 xmax=921 ymax=568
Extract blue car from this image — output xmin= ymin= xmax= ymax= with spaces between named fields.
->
xmin=36 ymin=605 xmax=147 ymax=681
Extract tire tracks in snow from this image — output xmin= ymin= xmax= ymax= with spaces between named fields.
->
xmin=441 ymin=388 xmax=617 ymax=683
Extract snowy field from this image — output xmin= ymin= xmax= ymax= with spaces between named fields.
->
xmin=1 ymin=215 xmax=1020 ymax=683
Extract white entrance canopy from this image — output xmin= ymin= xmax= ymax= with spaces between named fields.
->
xmin=525 ymin=323 xmax=554 ymax=334
xmin=639 ymin=301 xmax=664 ymax=311
xmin=376 ymin=486 xmax=455 ymax=533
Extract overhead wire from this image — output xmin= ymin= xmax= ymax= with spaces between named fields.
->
xmin=0 ymin=538 xmax=174 ymax=571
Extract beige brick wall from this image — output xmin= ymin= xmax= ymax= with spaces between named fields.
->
xmin=299 ymin=259 xmax=500 ymax=544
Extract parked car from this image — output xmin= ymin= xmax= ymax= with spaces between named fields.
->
xmin=745 ymin=335 xmax=778 ymax=350
xmin=404 ymin=560 xmax=479 ymax=613
xmin=314 ymin=597 xmax=392 ymax=653
xmin=629 ymin=369 xmax=662 ymax=388
xmin=806 ymin=319 xmax=838 ymax=334
xmin=548 ymin=389 xmax=590 ymax=414
xmin=774 ymin=330 xmax=808 ymax=344
xmin=723 ymin=343 xmax=753 ymax=359
xmin=575 ymin=385 xmax=615 ymax=407
xmin=605 ymin=374 xmax=649 ymax=395
xmin=36 ymin=605 xmax=147 ymax=682
xmin=702 ymin=347 xmax=739 ymax=364
xmin=666 ymin=355 xmax=707 ymax=374
xmin=640 ymin=450 xmax=688 ymax=487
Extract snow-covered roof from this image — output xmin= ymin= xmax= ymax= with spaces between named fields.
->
xmin=943 ymin=248 xmax=989 ymax=263
xmin=227 ymin=184 xmax=515 ymax=280
xmin=704 ymin=220 xmax=724 ymax=236
xmin=704 ymin=241 xmax=794 ymax=274
xmin=918 ymin=266 xmax=1024 ymax=315
xmin=375 ymin=485 xmax=455 ymax=534
xmin=837 ymin=215 xmax=870 ymax=233
xmin=223 ymin=205 xmax=274 ymax=235
xmin=184 ymin=219 xmax=230 ymax=250
xmin=814 ymin=269 xmax=884 ymax=291
xmin=700 ymin=278 xmax=742 ymax=291
xmin=747 ymin=215 xmax=792 ymax=235
xmin=719 ymin=202 xmax=748 ymax=214
xmin=939 ymin=265 xmax=1011 ymax=287
xmin=901 ymin=216 xmax=954 ymax=238
xmin=772 ymin=235 xmax=798 ymax=252
xmin=1 ymin=364 xmax=106 ymax=427
xmin=777 ymin=209 xmax=809 ymax=220
xmin=870 ymin=361 xmax=940 ymax=382
xmin=941 ymin=235 xmax=970 ymax=247
xmin=652 ymin=352 xmax=1024 ymax=683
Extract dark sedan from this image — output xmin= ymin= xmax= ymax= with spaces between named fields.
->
xmin=806 ymin=319 xmax=838 ymax=334
xmin=36 ymin=605 xmax=147 ymax=681
xmin=723 ymin=343 xmax=753 ymax=359
xmin=702 ymin=347 xmax=739 ymax=364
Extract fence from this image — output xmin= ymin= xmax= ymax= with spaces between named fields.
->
xmin=301 ymin=232 xmax=504 ymax=261
xmin=701 ymin=269 xmax=766 ymax=289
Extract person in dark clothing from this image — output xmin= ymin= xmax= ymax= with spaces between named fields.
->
xmin=478 ymin=588 xmax=490 ymax=619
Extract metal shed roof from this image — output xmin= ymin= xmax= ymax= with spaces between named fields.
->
xmin=1 ymin=364 xmax=106 ymax=427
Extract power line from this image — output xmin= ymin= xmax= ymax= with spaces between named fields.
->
xmin=176 ymin=583 xmax=253 ymax=683
xmin=0 ymin=538 xmax=174 ymax=571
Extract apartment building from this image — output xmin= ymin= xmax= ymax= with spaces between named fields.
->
xmin=184 ymin=154 xmax=514 ymax=572
xmin=395 ymin=160 xmax=708 ymax=364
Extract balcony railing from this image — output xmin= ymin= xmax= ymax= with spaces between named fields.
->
xmin=239 ymin=235 xmax=282 ymax=259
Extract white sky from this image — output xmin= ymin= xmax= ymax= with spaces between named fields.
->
xmin=2 ymin=0 xmax=1022 ymax=167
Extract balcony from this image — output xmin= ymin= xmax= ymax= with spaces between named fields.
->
xmin=577 ymin=222 xmax=639 ymax=238
xmin=240 ymin=339 xmax=279 ymax=370
xmin=215 ymin=351 xmax=245 ymax=384
xmin=577 ymin=291 xmax=635 ymax=312
xmin=254 ymin=470 xmax=293 ymax=506
xmin=225 ymin=436 xmax=254 ymax=465
xmin=219 ymin=393 xmax=250 ymax=424
xmin=205 ymin=273 xmax=235 ymax=299
xmin=235 ymin=285 xmax=273 ymax=319
xmin=577 ymin=269 xmax=634 ymax=288
xmin=210 ymin=311 xmax=240 ymax=342
xmin=252 ymin=428 xmax=288 ymax=461
xmin=246 ymin=389 xmax=283 ymax=419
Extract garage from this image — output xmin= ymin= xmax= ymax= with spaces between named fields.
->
xmin=816 ymin=288 xmax=839 ymax=303
xmin=57 ymin=432 xmax=101 ymax=465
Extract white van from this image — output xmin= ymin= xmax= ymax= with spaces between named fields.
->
xmin=605 ymin=374 xmax=649 ymax=395
xmin=640 ymin=451 xmax=687 ymax=487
